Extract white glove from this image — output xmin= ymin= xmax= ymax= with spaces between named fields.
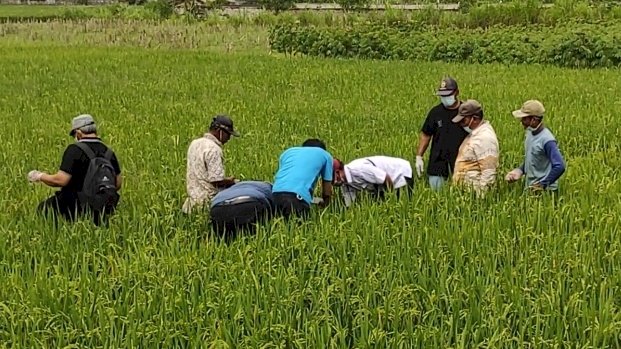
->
xmin=415 ymin=156 xmax=424 ymax=177
xmin=28 ymin=170 xmax=43 ymax=183
xmin=505 ymin=168 xmax=523 ymax=183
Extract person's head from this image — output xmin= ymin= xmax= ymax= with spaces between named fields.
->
xmin=302 ymin=138 xmax=326 ymax=150
xmin=512 ymin=100 xmax=545 ymax=131
xmin=209 ymin=114 xmax=240 ymax=145
xmin=332 ymin=158 xmax=346 ymax=186
xmin=69 ymin=114 xmax=98 ymax=140
xmin=451 ymin=99 xmax=484 ymax=134
xmin=436 ymin=76 xmax=460 ymax=109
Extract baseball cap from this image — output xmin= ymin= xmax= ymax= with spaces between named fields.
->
xmin=436 ymin=77 xmax=459 ymax=97
xmin=69 ymin=114 xmax=96 ymax=136
xmin=452 ymin=99 xmax=482 ymax=123
xmin=211 ymin=114 xmax=240 ymax=137
xmin=512 ymin=100 xmax=545 ymax=118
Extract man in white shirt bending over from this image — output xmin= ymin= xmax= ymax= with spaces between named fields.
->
xmin=332 ymin=156 xmax=414 ymax=207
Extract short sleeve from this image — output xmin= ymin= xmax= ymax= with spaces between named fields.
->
xmin=59 ymin=145 xmax=82 ymax=175
xmin=421 ymin=110 xmax=437 ymax=136
xmin=110 ymin=152 xmax=122 ymax=174
xmin=321 ymin=152 xmax=333 ymax=182
xmin=204 ymin=148 xmax=225 ymax=182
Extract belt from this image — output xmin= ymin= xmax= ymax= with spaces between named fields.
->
xmin=218 ymin=196 xmax=258 ymax=206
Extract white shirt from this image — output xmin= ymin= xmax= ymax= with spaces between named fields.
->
xmin=341 ymin=156 xmax=413 ymax=207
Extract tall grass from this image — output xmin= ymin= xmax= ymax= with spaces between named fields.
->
xmin=1 ymin=34 xmax=621 ymax=347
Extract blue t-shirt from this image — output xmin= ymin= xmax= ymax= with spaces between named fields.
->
xmin=271 ymin=146 xmax=333 ymax=204
xmin=211 ymin=181 xmax=273 ymax=208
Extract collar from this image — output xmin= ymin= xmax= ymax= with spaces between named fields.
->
xmin=531 ymin=123 xmax=546 ymax=136
xmin=204 ymin=133 xmax=222 ymax=147
xmin=77 ymin=137 xmax=102 ymax=142
xmin=344 ymin=165 xmax=353 ymax=184
xmin=471 ymin=120 xmax=489 ymax=136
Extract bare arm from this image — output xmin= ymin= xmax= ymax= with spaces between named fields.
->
xmin=383 ymin=174 xmax=394 ymax=190
xmin=417 ymin=133 xmax=432 ymax=157
xmin=320 ymin=181 xmax=333 ymax=207
xmin=40 ymin=171 xmax=71 ymax=188
xmin=211 ymin=177 xmax=236 ymax=189
xmin=116 ymin=175 xmax=123 ymax=191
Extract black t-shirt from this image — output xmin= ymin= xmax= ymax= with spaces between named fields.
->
xmin=421 ymin=102 xmax=469 ymax=178
xmin=59 ymin=138 xmax=121 ymax=195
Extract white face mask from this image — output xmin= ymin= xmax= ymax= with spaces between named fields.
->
xmin=441 ymin=96 xmax=456 ymax=107
xmin=462 ymin=117 xmax=474 ymax=134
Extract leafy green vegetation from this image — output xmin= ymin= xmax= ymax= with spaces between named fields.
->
xmin=1 ymin=3 xmax=621 ymax=347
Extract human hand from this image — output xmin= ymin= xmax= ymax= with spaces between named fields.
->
xmin=28 ymin=170 xmax=43 ymax=183
xmin=415 ymin=156 xmax=424 ymax=177
xmin=505 ymin=168 xmax=523 ymax=183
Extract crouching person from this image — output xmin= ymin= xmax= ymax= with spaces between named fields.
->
xmin=209 ymin=181 xmax=274 ymax=242
xmin=332 ymin=155 xmax=414 ymax=207
xmin=27 ymin=114 xmax=122 ymax=226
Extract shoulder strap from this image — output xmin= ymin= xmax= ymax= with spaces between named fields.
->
xmin=104 ymin=148 xmax=114 ymax=161
xmin=75 ymin=142 xmax=96 ymax=160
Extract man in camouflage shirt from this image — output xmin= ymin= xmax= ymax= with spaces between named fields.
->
xmin=182 ymin=115 xmax=239 ymax=214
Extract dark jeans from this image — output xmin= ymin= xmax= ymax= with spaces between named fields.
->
xmin=273 ymin=192 xmax=311 ymax=220
xmin=210 ymin=198 xmax=270 ymax=241
xmin=38 ymin=190 xmax=118 ymax=227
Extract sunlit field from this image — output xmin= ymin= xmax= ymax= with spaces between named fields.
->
xmin=1 ymin=17 xmax=621 ymax=348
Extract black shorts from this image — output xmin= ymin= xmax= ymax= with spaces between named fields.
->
xmin=210 ymin=198 xmax=270 ymax=240
xmin=273 ymin=192 xmax=311 ymax=220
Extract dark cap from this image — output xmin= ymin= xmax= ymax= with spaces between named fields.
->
xmin=436 ymin=77 xmax=459 ymax=97
xmin=452 ymin=99 xmax=483 ymax=123
xmin=210 ymin=114 xmax=240 ymax=137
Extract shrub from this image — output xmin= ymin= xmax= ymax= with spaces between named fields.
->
xmin=268 ymin=21 xmax=621 ymax=68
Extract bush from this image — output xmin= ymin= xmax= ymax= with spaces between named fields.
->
xmin=145 ymin=0 xmax=174 ymax=19
xmin=268 ymin=21 xmax=621 ymax=68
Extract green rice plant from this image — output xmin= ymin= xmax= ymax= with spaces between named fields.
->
xmin=1 ymin=21 xmax=621 ymax=348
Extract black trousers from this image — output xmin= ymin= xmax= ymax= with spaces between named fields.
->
xmin=37 ymin=190 xmax=118 ymax=227
xmin=210 ymin=199 xmax=270 ymax=241
xmin=273 ymin=192 xmax=311 ymax=220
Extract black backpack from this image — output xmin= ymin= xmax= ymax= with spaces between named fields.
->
xmin=75 ymin=142 xmax=119 ymax=214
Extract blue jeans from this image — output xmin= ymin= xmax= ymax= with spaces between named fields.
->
xmin=428 ymin=176 xmax=447 ymax=191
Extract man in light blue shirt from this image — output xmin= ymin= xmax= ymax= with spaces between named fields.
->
xmin=505 ymin=100 xmax=566 ymax=192
xmin=210 ymin=181 xmax=274 ymax=241
xmin=271 ymin=138 xmax=334 ymax=219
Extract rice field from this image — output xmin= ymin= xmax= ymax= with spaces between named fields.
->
xmin=1 ymin=19 xmax=621 ymax=348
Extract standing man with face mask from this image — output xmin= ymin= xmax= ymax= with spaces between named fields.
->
xmin=451 ymin=100 xmax=499 ymax=195
xmin=182 ymin=115 xmax=240 ymax=214
xmin=505 ymin=100 xmax=566 ymax=192
xmin=415 ymin=77 xmax=469 ymax=191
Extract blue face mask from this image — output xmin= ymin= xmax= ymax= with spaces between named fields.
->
xmin=441 ymin=96 xmax=456 ymax=107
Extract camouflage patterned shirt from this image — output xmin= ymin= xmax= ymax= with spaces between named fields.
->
xmin=182 ymin=133 xmax=226 ymax=214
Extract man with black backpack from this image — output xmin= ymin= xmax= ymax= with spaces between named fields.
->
xmin=27 ymin=114 xmax=122 ymax=226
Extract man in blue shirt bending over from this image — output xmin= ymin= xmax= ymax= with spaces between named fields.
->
xmin=505 ymin=100 xmax=566 ymax=192
xmin=210 ymin=180 xmax=274 ymax=241
xmin=271 ymin=138 xmax=334 ymax=220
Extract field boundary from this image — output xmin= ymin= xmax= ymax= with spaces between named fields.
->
xmin=0 ymin=1 xmax=560 ymax=11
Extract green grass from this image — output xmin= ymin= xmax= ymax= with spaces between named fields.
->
xmin=0 ymin=4 xmax=101 ymax=17
xmin=1 ymin=21 xmax=621 ymax=347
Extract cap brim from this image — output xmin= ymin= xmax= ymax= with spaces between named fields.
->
xmin=436 ymin=89 xmax=455 ymax=97
xmin=512 ymin=110 xmax=529 ymax=118
xmin=452 ymin=114 xmax=466 ymax=123
xmin=69 ymin=129 xmax=76 ymax=136
xmin=230 ymin=130 xmax=240 ymax=137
